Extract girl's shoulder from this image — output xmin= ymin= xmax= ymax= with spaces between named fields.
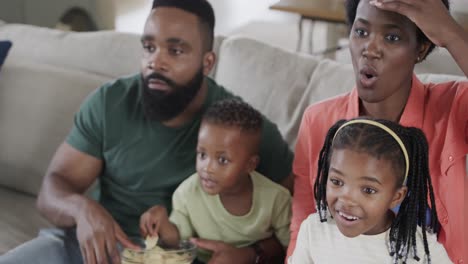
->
xmin=301 ymin=213 xmax=338 ymax=238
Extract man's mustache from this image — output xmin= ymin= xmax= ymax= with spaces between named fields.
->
xmin=144 ymin=72 xmax=177 ymax=88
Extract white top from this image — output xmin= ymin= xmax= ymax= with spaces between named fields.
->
xmin=289 ymin=213 xmax=452 ymax=264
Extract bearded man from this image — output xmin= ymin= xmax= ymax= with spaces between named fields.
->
xmin=0 ymin=1 xmax=293 ymax=263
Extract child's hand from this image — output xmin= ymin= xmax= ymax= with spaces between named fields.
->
xmin=139 ymin=205 xmax=169 ymax=238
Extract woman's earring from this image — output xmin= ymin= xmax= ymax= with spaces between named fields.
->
xmin=417 ymin=56 xmax=421 ymax=62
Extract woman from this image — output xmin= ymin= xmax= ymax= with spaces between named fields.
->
xmin=288 ymin=0 xmax=467 ymax=263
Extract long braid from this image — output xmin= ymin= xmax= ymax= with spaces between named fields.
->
xmin=315 ymin=118 xmax=439 ymax=264
xmin=314 ymin=120 xmax=347 ymax=221
xmin=385 ymin=125 xmax=439 ymax=264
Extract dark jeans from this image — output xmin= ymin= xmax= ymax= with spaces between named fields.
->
xmin=0 ymin=228 xmax=82 ymax=264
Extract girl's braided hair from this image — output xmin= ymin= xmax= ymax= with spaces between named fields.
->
xmin=314 ymin=117 xmax=439 ymax=263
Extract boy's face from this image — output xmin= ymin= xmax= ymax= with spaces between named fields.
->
xmin=196 ymin=122 xmax=259 ymax=196
xmin=326 ymin=149 xmax=407 ymax=237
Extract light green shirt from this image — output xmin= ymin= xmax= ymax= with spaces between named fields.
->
xmin=169 ymin=171 xmax=292 ymax=263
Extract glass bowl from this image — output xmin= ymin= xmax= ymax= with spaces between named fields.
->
xmin=121 ymin=237 xmax=146 ymax=264
xmin=145 ymin=240 xmax=197 ymax=264
xmin=121 ymin=238 xmax=197 ymax=264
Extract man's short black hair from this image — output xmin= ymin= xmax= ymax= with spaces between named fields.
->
xmin=152 ymin=0 xmax=215 ymax=51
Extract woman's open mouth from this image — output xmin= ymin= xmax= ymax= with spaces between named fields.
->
xmin=359 ymin=66 xmax=378 ymax=88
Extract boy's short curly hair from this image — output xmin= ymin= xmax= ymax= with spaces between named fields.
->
xmin=203 ymin=98 xmax=263 ymax=133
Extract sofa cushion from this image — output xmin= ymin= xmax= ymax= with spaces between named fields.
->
xmin=214 ymin=36 xmax=354 ymax=147
xmin=0 ymin=187 xmax=51 ymax=254
xmin=0 ymin=23 xmax=226 ymax=80
xmin=0 ymin=61 xmax=111 ymax=195
xmin=0 ymin=40 xmax=12 ymax=68
xmin=0 ymin=23 xmax=142 ymax=79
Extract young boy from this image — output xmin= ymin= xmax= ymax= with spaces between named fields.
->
xmin=139 ymin=98 xmax=292 ymax=263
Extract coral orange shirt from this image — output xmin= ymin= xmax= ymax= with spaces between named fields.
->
xmin=288 ymin=75 xmax=467 ymax=263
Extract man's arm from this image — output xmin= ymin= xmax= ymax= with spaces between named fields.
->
xmin=36 ymin=142 xmax=138 ymax=264
xmin=36 ymin=142 xmax=101 ymax=226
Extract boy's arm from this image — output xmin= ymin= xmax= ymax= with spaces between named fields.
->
xmin=158 ymin=219 xmax=180 ymax=248
xmin=192 ymin=236 xmax=285 ymax=264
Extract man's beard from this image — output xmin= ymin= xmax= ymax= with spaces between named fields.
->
xmin=141 ymin=69 xmax=204 ymax=122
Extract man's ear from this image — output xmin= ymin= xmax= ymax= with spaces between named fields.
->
xmin=246 ymin=155 xmax=260 ymax=173
xmin=202 ymin=51 xmax=216 ymax=75
xmin=390 ymin=186 xmax=408 ymax=209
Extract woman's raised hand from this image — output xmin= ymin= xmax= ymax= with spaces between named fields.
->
xmin=370 ymin=0 xmax=461 ymax=48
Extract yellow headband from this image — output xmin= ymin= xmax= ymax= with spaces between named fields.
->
xmin=333 ymin=119 xmax=409 ymax=185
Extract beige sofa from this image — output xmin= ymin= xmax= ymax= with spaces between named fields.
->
xmin=0 ymin=21 xmax=465 ymax=254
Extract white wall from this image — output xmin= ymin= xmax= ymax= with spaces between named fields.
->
xmin=452 ymin=0 xmax=468 ymax=13
xmin=114 ymin=0 xmax=152 ymax=34
xmin=207 ymin=0 xmax=297 ymax=36
xmin=113 ymin=0 xmax=298 ymax=35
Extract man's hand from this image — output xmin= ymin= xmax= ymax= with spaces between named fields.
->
xmin=139 ymin=205 xmax=169 ymax=238
xmin=76 ymin=199 xmax=139 ymax=264
xmin=191 ymin=238 xmax=256 ymax=264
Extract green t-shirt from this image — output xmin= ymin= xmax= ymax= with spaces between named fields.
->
xmin=66 ymin=74 xmax=293 ymax=236
xmin=170 ymin=171 xmax=291 ymax=263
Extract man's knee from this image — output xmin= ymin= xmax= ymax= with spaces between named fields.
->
xmin=0 ymin=228 xmax=76 ymax=264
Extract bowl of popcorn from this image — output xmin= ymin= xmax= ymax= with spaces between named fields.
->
xmin=121 ymin=236 xmax=197 ymax=264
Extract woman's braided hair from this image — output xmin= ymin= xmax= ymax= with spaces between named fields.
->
xmin=314 ymin=117 xmax=439 ymax=263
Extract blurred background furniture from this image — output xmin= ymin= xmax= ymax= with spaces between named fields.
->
xmin=270 ymin=0 xmax=347 ymax=53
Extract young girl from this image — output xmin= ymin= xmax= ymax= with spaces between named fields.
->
xmin=289 ymin=118 xmax=452 ymax=264
xmin=140 ymin=99 xmax=291 ymax=263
